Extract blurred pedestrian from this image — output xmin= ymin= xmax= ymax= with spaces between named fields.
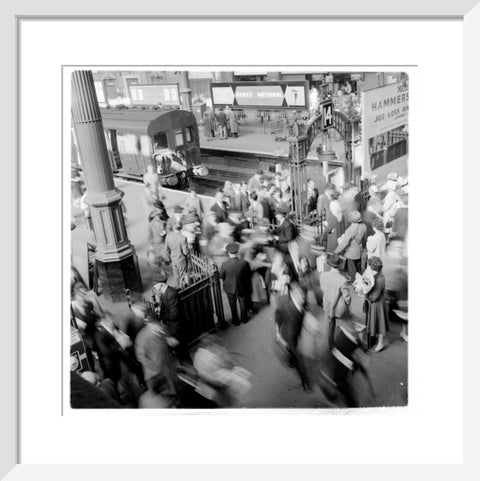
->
xmin=183 ymin=186 xmax=204 ymax=221
xmin=247 ymin=170 xmax=263 ymax=194
xmin=223 ymin=180 xmax=236 ymax=207
xmin=317 ymin=182 xmax=337 ymax=220
xmin=363 ymin=256 xmax=389 ymax=352
xmin=210 ymin=189 xmax=229 ymax=223
xmin=307 ymin=179 xmax=319 ymax=214
xmin=366 ymin=218 xmax=386 ymax=262
xmin=321 ymin=197 xmax=345 ymax=252
xmin=232 ymin=182 xmax=250 ymax=214
xmin=219 ymin=242 xmax=252 ymax=325
xmin=227 ymin=108 xmax=239 ymax=138
xmin=216 ymin=108 xmax=228 ymax=139
xmin=364 ymin=184 xmax=383 ymax=236
xmin=335 ymin=210 xmax=367 ymax=282
xmin=165 ymin=222 xmax=190 ymax=288
xmin=203 ymin=111 xmax=213 ymax=141
xmin=274 ymin=282 xmax=311 ymax=391
xmin=134 ymin=309 xmax=178 ymax=396
xmin=319 ymin=253 xmax=352 ymax=350
xmin=147 ymin=211 xmax=169 ymax=269
xmin=273 ymin=204 xmax=298 ymax=253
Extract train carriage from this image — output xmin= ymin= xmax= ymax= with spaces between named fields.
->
xmin=99 ymin=106 xmax=208 ymax=187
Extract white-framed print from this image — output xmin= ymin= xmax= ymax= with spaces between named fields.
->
xmin=2 ymin=0 xmax=480 ymax=479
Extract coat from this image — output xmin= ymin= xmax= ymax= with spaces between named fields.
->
xmin=203 ymin=114 xmax=212 ymax=138
xmin=165 ymin=231 xmax=189 ymax=266
xmin=335 ymin=222 xmax=367 ymax=260
xmin=307 ymin=187 xmax=319 ymax=213
xmin=322 ymin=214 xmax=346 ymax=253
xmin=228 ymin=110 xmax=239 ymax=134
xmin=317 ymin=192 xmax=332 ymax=219
xmin=134 ymin=321 xmax=177 ymax=391
xmin=275 ymin=294 xmax=304 ymax=349
xmin=319 ymin=269 xmax=351 ymax=319
xmin=274 ymin=218 xmax=298 ymax=253
xmin=233 ymin=192 xmax=250 ymax=214
xmin=364 ymin=272 xmax=389 ymax=337
xmin=219 ymin=257 xmax=252 ymax=296
xmin=366 ymin=231 xmax=386 ymax=261
xmin=184 ymin=195 xmax=204 ymax=218
xmin=210 ymin=201 xmax=229 ymax=223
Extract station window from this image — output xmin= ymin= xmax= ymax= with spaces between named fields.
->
xmin=174 ymin=129 xmax=184 ymax=147
xmin=153 ymin=131 xmax=168 ymax=150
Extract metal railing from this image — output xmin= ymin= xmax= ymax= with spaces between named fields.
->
xmin=178 ymin=253 xmax=225 ymax=344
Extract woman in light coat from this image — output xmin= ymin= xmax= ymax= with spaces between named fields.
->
xmin=335 ymin=210 xmax=367 ymax=282
xmin=366 ymin=218 xmax=386 ymax=262
xmin=322 ymin=198 xmax=346 ymax=253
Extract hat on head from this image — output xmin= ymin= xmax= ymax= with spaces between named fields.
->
xmin=153 ymin=271 xmax=168 ymax=283
xmin=226 ymin=242 xmax=239 ymax=254
xmin=349 ymin=210 xmax=362 ymax=223
xmin=327 ymin=253 xmax=343 ymax=269
xmin=182 ymin=214 xmax=197 ymax=225
xmin=387 ymin=172 xmax=399 ymax=181
xmin=368 ymin=184 xmax=379 ymax=195
xmin=173 ymin=205 xmax=183 ymax=213
xmin=276 ymin=203 xmax=290 ymax=215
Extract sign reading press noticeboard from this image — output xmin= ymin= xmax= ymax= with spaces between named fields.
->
xmin=211 ymin=81 xmax=308 ymax=109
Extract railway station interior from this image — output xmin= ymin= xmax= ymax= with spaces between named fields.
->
xmin=70 ymin=69 xmax=408 ymax=409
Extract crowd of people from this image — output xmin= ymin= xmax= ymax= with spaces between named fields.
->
xmin=202 ymin=106 xmax=240 ymax=141
xmin=71 ymin=163 xmax=408 ymax=409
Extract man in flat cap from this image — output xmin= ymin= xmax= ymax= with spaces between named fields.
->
xmin=219 ymin=242 xmax=252 ymax=325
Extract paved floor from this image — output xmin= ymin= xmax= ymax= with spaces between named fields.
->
xmin=71 ymin=180 xmax=408 ymax=409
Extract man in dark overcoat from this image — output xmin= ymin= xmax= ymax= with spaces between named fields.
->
xmin=219 ymin=242 xmax=252 ymax=325
xmin=275 ymin=282 xmax=310 ymax=390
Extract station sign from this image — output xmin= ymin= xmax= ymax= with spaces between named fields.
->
xmin=321 ymin=101 xmax=334 ymax=130
xmin=211 ymin=81 xmax=309 ymax=109
xmin=361 ymin=81 xmax=409 ymax=175
xmin=128 ymin=83 xmax=180 ymax=106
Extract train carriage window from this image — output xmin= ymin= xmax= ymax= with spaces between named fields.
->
xmin=185 ymin=127 xmax=194 ymax=143
xmin=153 ymin=132 xmax=168 ymax=150
xmin=174 ymin=129 xmax=184 ymax=147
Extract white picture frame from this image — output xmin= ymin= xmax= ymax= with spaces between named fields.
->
xmin=2 ymin=0 xmax=479 ymax=478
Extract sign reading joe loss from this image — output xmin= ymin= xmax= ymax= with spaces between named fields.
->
xmin=211 ymin=81 xmax=308 ymax=109
xmin=362 ymin=81 xmax=409 ymax=138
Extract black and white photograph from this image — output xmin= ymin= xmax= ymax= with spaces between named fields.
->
xmin=69 ymin=69 xmax=409 ymax=409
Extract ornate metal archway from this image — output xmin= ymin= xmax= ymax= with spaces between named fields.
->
xmin=285 ymin=109 xmax=361 ymax=228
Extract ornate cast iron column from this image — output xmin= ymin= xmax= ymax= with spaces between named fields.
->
xmin=71 ymin=70 xmax=142 ymax=300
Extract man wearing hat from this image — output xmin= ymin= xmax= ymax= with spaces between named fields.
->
xmin=382 ymin=174 xmax=400 ymax=241
xmin=273 ymin=203 xmax=298 ymax=253
xmin=166 ymin=205 xmax=184 ymax=232
xmin=334 ymin=210 xmax=367 ymax=282
xmin=319 ymin=253 xmax=352 ymax=350
xmin=219 ymin=242 xmax=252 ymax=325
xmin=165 ymin=222 xmax=190 ymax=288
xmin=210 ymin=189 xmax=229 ymax=224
